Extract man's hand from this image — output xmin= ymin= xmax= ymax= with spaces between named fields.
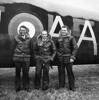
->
xmin=43 ymin=56 xmax=53 ymax=63
xmin=50 ymin=57 xmax=54 ymax=61
xmin=70 ymin=58 xmax=74 ymax=63
xmin=35 ymin=56 xmax=41 ymax=59
xmin=45 ymin=57 xmax=53 ymax=62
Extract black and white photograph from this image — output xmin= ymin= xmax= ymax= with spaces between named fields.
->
xmin=0 ymin=0 xmax=99 ymax=100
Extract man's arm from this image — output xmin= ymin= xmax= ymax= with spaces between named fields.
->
xmin=33 ymin=41 xmax=41 ymax=59
xmin=11 ymin=36 xmax=17 ymax=51
xmin=71 ymin=36 xmax=78 ymax=60
xmin=51 ymin=40 xmax=56 ymax=60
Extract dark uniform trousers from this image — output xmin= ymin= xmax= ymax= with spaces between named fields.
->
xmin=35 ymin=58 xmax=50 ymax=89
xmin=15 ymin=61 xmax=30 ymax=91
xmin=58 ymin=56 xmax=75 ymax=90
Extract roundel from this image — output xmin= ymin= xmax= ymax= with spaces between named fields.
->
xmin=8 ymin=13 xmax=44 ymax=39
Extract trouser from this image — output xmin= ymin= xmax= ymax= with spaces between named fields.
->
xmin=58 ymin=63 xmax=75 ymax=90
xmin=15 ymin=61 xmax=30 ymax=91
xmin=35 ymin=59 xmax=50 ymax=89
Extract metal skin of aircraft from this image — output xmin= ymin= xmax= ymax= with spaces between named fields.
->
xmin=0 ymin=0 xmax=99 ymax=67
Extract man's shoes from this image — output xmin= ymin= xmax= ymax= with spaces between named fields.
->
xmin=69 ymin=83 xmax=75 ymax=91
xmin=42 ymin=86 xmax=49 ymax=90
xmin=69 ymin=87 xmax=75 ymax=91
xmin=16 ymin=87 xmax=21 ymax=92
xmin=35 ymin=86 xmax=40 ymax=90
xmin=22 ymin=85 xmax=31 ymax=92
xmin=59 ymin=85 xmax=65 ymax=89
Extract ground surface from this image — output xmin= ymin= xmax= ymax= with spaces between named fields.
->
xmin=0 ymin=64 xmax=99 ymax=100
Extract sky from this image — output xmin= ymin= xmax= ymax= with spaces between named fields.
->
xmin=1 ymin=0 xmax=99 ymax=21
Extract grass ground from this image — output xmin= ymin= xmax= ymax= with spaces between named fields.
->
xmin=0 ymin=64 xmax=99 ymax=100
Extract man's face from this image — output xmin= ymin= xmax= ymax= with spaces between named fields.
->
xmin=19 ymin=27 xmax=27 ymax=39
xmin=42 ymin=31 xmax=48 ymax=40
xmin=61 ymin=27 xmax=70 ymax=37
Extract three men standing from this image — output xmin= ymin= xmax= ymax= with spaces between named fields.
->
xmin=13 ymin=24 xmax=78 ymax=91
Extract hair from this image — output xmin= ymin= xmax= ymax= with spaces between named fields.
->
xmin=61 ymin=25 xmax=70 ymax=31
xmin=20 ymin=25 xmax=29 ymax=33
xmin=41 ymin=30 xmax=48 ymax=34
